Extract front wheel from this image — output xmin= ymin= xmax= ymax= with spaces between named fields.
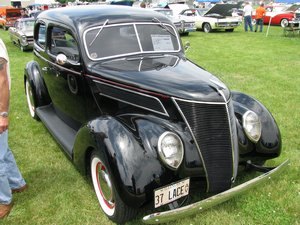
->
xmin=20 ymin=44 xmax=25 ymax=52
xmin=280 ymin=19 xmax=289 ymax=27
xmin=90 ymin=152 xmax=137 ymax=224
xmin=203 ymin=23 xmax=212 ymax=33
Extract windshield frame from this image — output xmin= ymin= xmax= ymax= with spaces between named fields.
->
xmin=83 ymin=22 xmax=181 ymax=61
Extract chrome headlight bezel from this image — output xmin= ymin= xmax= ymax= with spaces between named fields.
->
xmin=157 ymin=131 xmax=184 ymax=170
xmin=242 ymin=110 xmax=262 ymax=143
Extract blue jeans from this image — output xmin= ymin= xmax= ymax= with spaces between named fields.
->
xmin=244 ymin=16 xmax=253 ymax=32
xmin=255 ymin=18 xmax=263 ymax=32
xmin=0 ymin=130 xmax=26 ymax=204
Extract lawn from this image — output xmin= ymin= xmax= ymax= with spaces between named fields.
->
xmin=0 ymin=23 xmax=299 ymax=225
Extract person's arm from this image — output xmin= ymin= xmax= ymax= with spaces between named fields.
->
xmin=0 ymin=57 xmax=9 ymax=133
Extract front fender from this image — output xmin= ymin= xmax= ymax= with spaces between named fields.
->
xmin=232 ymin=91 xmax=281 ymax=161
xmin=73 ymin=115 xmax=178 ymax=208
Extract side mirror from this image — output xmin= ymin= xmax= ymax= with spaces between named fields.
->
xmin=55 ymin=53 xmax=81 ymax=67
xmin=184 ymin=41 xmax=191 ymax=52
xmin=56 ymin=53 xmax=67 ymax=65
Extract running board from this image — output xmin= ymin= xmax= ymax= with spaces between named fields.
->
xmin=36 ymin=104 xmax=77 ymax=158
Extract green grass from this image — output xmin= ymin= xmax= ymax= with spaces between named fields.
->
xmin=0 ymin=24 xmax=299 ymax=225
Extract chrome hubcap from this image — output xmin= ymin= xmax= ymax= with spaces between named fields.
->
xmin=26 ymin=80 xmax=35 ymax=117
xmin=97 ymin=162 xmax=114 ymax=208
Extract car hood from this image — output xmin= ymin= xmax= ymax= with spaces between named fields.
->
xmin=285 ymin=4 xmax=300 ymax=12
xmin=204 ymin=3 xmax=238 ymax=17
xmin=23 ymin=30 xmax=33 ymax=37
xmin=88 ymin=56 xmax=230 ymax=102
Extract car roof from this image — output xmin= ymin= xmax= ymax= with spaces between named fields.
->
xmin=37 ymin=5 xmax=171 ymax=30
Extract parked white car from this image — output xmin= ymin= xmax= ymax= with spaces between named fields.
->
xmin=152 ymin=8 xmax=196 ymax=35
xmin=178 ymin=4 xmax=242 ymax=33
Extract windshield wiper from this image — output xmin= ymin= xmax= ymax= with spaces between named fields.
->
xmin=152 ymin=17 xmax=176 ymax=37
xmin=89 ymin=19 xmax=109 ymax=47
xmin=126 ymin=54 xmax=166 ymax=61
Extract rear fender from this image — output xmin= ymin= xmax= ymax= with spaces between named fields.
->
xmin=24 ymin=60 xmax=51 ymax=106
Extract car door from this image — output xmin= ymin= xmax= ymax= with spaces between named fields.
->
xmin=43 ymin=25 xmax=87 ymax=130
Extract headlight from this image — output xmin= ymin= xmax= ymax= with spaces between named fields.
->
xmin=158 ymin=132 xmax=184 ymax=170
xmin=21 ymin=35 xmax=27 ymax=43
xmin=243 ymin=110 xmax=261 ymax=143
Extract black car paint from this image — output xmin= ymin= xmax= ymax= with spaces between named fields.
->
xmin=25 ymin=5 xmax=281 ymax=209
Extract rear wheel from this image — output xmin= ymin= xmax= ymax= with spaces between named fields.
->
xmin=90 ymin=151 xmax=137 ymax=224
xmin=203 ymin=23 xmax=212 ymax=33
xmin=25 ymin=78 xmax=39 ymax=120
xmin=25 ymin=63 xmax=51 ymax=120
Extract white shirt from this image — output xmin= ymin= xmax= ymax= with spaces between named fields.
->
xmin=0 ymin=39 xmax=11 ymax=90
xmin=243 ymin=4 xmax=253 ymax=17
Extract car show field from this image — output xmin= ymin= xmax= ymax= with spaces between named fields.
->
xmin=0 ymin=17 xmax=299 ymax=225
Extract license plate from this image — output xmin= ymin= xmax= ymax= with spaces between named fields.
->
xmin=154 ymin=178 xmax=190 ymax=208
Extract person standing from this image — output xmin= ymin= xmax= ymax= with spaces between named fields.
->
xmin=0 ymin=38 xmax=27 ymax=219
xmin=255 ymin=3 xmax=266 ymax=32
xmin=243 ymin=2 xmax=253 ymax=32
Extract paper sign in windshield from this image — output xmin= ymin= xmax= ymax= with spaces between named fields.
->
xmin=151 ymin=35 xmax=174 ymax=51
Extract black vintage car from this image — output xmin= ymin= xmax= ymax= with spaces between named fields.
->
xmin=24 ymin=5 xmax=288 ymax=224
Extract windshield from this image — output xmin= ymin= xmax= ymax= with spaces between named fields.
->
xmin=21 ymin=20 xmax=34 ymax=31
xmin=196 ymin=8 xmax=208 ymax=16
xmin=84 ymin=22 xmax=180 ymax=61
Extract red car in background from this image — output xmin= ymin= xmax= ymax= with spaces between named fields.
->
xmin=253 ymin=4 xmax=300 ymax=27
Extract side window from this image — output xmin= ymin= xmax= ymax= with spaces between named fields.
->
xmin=49 ymin=26 xmax=79 ymax=62
xmin=36 ymin=23 xmax=46 ymax=48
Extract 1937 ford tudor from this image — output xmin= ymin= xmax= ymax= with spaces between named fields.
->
xmin=24 ymin=5 xmax=288 ymax=224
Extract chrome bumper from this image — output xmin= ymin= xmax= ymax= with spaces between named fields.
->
xmin=142 ymin=159 xmax=289 ymax=224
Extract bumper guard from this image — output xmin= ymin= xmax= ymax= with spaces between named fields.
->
xmin=143 ymin=159 xmax=289 ymax=224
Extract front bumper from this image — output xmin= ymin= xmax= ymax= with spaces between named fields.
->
xmin=142 ymin=159 xmax=289 ymax=224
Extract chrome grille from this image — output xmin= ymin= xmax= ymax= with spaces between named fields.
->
xmin=26 ymin=36 xmax=34 ymax=42
xmin=174 ymin=99 xmax=234 ymax=192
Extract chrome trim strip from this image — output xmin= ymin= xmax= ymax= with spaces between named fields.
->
xmin=93 ymin=80 xmax=169 ymax=117
xmin=142 ymin=160 xmax=289 ymax=224
xmin=172 ymin=97 xmax=209 ymax=192
xmin=172 ymin=98 xmax=230 ymax=105
xmin=217 ymin=89 xmax=237 ymax=181
xmin=83 ymin=22 xmax=181 ymax=61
